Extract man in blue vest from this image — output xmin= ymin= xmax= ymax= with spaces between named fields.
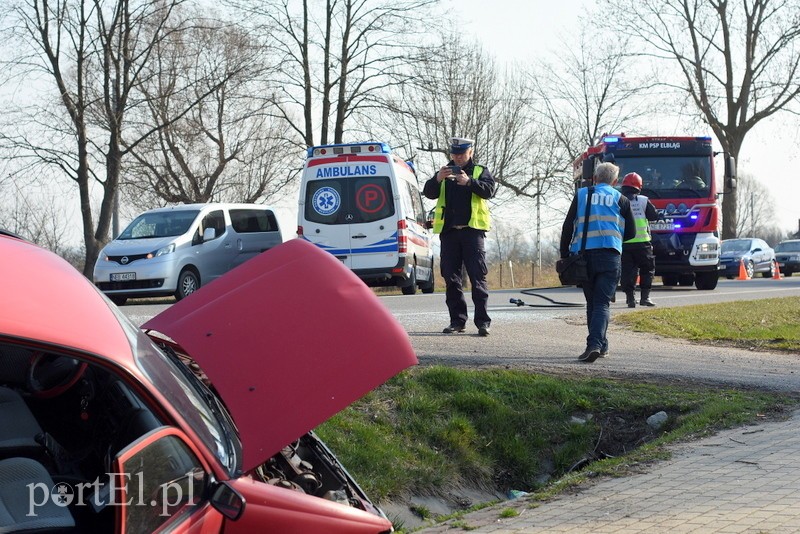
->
xmin=423 ymin=137 xmax=496 ymax=336
xmin=560 ymin=162 xmax=636 ymax=362
xmin=619 ymin=172 xmax=659 ymax=308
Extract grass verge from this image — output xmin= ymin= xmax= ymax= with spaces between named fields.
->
xmin=318 ymin=296 xmax=799 ymax=531
xmin=317 ymin=366 xmax=792 ymax=506
xmin=615 ymin=296 xmax=800 ymax=352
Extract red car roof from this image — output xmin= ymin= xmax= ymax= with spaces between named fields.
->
xmin=0 ymin=234 xmax=133 ymax=360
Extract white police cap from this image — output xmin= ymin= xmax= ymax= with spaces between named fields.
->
xmin=449 ymin=137 xmax=475 ymax=154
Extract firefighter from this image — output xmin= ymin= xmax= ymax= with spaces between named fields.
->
xmin=619 ymin=172 xmax=659 ymax=307
xmin=423 ymin=137 xmax=496 ymax=336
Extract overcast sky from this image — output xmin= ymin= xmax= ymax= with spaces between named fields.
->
xmin=453 ymin=0 xmax=800 ymax=235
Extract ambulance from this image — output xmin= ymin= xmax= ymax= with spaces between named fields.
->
xmin=297 ymin=142 xmax=435 ymax=294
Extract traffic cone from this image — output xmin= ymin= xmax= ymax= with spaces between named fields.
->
xmin=737 ymin=258 xmax=750 ymax=280
xmin=773 ymin=259 xmax=782 ymax=280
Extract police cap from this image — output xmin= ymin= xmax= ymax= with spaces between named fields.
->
xmin=449 ymin=137 xmax=475 ymax=154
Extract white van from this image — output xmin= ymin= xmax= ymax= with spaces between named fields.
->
xmin=93 ymin=203 xmax=283 ymax=305
xmin=297 ymin=142 xmax=435 ymax=294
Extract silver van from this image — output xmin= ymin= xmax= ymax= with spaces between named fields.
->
xmin=93 ymin=203 xmax=283 ymax=305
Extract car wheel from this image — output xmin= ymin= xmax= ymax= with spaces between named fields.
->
xmin=401 ymin=268 xmax=417 ymax=295
xmin=725 ymin=275 xmax=734 ymax=280
xmin=745 ymin=260 xmax=754 ymax=279
xmin=175 ymin=269 xmax=200 ymax=300
xmin=109 ymin=295 xmax=127 ymax=306
xmin=762 ymin=263 xmax=774 ymax=278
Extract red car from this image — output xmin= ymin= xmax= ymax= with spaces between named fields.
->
xmin=0 ymin=231 xmax=417 ymax=533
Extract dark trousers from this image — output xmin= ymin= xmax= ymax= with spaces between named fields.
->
xmin=582 ymin=248 xmax=621 ymax=352
xmin=439 ymin=228 xmax=490 ymax=328
xmin=621 ymin=244 xmax=655 ymax=293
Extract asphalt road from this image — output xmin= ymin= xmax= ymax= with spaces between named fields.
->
xmin=122 ymin=277 xmax=800 ymax=392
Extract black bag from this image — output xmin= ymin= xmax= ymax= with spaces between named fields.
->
xmin=556 ymin=254 xmax=588 ymax=285
xmin=557 ymin=186 xmax=593 ymax=286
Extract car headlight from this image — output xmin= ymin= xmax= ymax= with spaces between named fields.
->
xmin=152 ymin=244 xmax=175 ymax=258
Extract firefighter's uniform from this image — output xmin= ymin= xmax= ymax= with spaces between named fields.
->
xmin=620 ymin=185 xmax=659 ymax=307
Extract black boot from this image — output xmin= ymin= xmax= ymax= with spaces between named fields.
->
xmin=640 ymin=289 xmax=655 ymax=307
xmin=625 ymin=290 xmax=636 ymax=308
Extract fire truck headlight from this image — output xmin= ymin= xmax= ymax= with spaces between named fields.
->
xmin=697 ymin=243 xmax=718 ymax=252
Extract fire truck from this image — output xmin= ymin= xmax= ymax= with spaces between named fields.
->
xmin=573 ymin=134 xmax=736 ymax=290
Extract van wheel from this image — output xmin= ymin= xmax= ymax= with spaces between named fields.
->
xmin=420 ymin=260 xmax=435 ymax=294
xmin=176 ymin=269 xmax=200 ymax=300
xmin=401 ymin=269 xmax=417 ymax=295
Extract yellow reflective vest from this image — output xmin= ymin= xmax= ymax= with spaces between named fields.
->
xmin=432 ymin=165 xmax=491 ymax=234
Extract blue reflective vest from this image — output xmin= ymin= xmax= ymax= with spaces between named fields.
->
xmin=569 ymin=184 xmax=624 ymax=254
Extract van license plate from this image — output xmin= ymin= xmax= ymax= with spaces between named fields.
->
xmin=111 ymin=272 xmax=136 ymax=282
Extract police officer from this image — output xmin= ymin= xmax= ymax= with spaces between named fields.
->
xmin=619 ymin=172 xmax=659 ymax=307
xmin=423 ymin=137 xmax=496 ymax=336
xmin=560 ymin=162 xmax=636 ymax=362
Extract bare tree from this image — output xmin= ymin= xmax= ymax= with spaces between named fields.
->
xmin=227 ymin=0 xmax=440 ymax=147
xmin=123 ymin=16 xmax=298 ymax=208
xmin=600 ymin=0 xmax=800 ymax=240
xmin=378 ymin=37 xmax=550 ymax=202
xmin=530 ymin=29 xmax=651 ymax=203
xmin=0 ymin=0 xmax=191 ymax=275
xmin=486 ymin=219 xmax=527 ymax=264
xmin=734 ymin=171 xmax=777 ymax=237
xmin=0 ymin=175 xmax=79 ymax=260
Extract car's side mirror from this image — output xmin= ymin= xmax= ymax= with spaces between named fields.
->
xmin=210 ymin=482 xmax=245 ymax=521
xmin=203 ymin=227 xmax=215 ymax=242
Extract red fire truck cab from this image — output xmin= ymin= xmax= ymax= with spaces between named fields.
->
xmin=573 ymin=134 xmax=736 ymax=290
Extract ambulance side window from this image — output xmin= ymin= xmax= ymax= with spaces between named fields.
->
xmin=405 ymin=182 xmax=426 ymax=226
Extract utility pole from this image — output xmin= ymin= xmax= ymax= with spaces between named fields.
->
xmin=536 ymin=175 xmax=542 ymax=270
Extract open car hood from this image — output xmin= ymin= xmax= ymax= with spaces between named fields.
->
xmin=142 ymin=239 xmax=418 ymax=472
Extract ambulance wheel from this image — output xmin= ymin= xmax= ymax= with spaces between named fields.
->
xmin=401 ymin=270 xmax=417 ymax=295
xmin=420 ymin=260 xmax=435 ymax=294
xmin=420 ymin=276 xmax=435 ymax=294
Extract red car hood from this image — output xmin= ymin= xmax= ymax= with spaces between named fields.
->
xmin=142 ymin=239 xmax=418 ymax=472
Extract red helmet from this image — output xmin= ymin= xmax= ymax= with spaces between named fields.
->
xmin=622 ymin=172 xmax=643 ymax=190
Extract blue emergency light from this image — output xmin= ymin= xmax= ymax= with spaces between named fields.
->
xmin=307 ymin=142 xmax=392 ymax=158
xmin=602 ymin=136 xmax=619 ymax=143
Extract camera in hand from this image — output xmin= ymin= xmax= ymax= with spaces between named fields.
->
xmin=448 ymin=165 xmax=462 ymax=179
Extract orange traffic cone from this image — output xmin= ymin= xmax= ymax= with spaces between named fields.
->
xmin=773 ymin=259 xmax=782 ymax=280
xmin=737 ymin=258 xmax=750 ymax=280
